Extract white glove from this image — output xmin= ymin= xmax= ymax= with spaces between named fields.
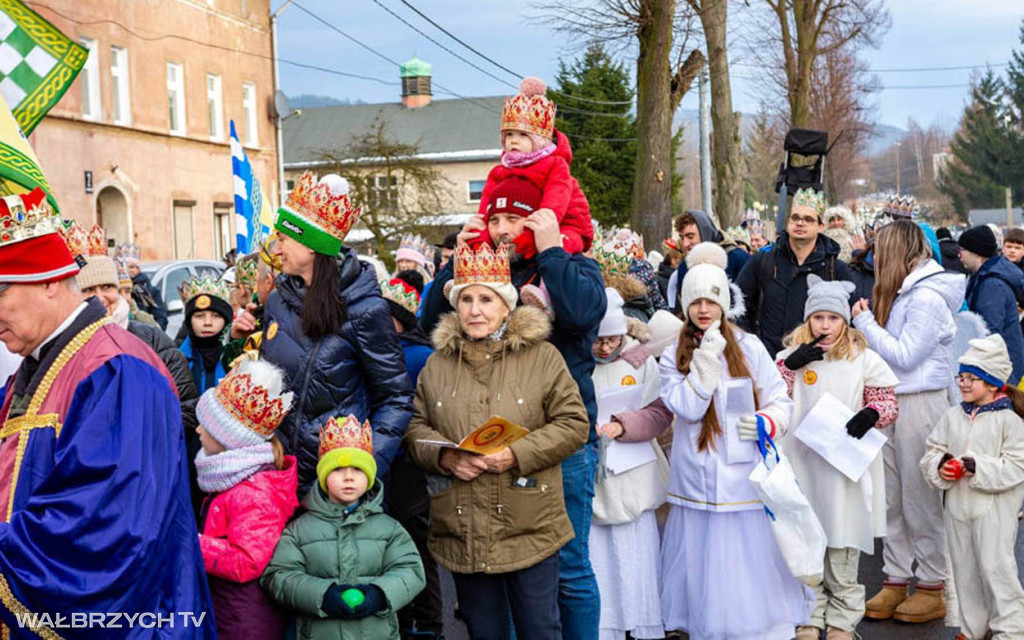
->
xmin=738 ymin=414 xmax=762 ymax=442
xmin=699 ymin=320 xmax=726 ymax=358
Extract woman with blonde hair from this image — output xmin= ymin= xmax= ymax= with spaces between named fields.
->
xmin=851 ymin=219 xmax=966 ymax=624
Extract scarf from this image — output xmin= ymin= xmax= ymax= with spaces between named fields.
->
xmin=194 ymin=443 xmax=275 ymax=493
xmin=112 ymin=296 xmax=131 ymax=329
xmin=594 ymin=342 xmax=626 ymax=365
xmin=501 ymin=144 xmax=557 ymax=169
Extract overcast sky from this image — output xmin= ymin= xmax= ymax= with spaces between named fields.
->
xmin=275 ymin=1 xmax=1023 ymax=131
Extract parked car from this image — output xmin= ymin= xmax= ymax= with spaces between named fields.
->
xmin=141 ymin=260 xmax=225 ymax=338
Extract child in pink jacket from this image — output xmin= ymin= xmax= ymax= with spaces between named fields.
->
xmin=195 ymin=359 xmax=299 ymax=640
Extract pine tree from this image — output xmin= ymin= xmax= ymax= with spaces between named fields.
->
xmin=552 ymin=43 xmax=638 ymax=228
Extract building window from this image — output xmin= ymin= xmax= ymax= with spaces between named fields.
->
xmin=110 ymin=46 xmax=130 ymax=125
xmin=79 ymin=38 xmax=100 ymax=120
xmin=207 ymin=73 xmax=223 ymax=141
xmin=167 ymin=62 xmax=185 ymax=135
xmin=369 ymin=175 xmax=398 ymax=212
xmin=213 ymin=203 xmax=232 ymax=259
xmin=468 ymin=180 xmax=485 ymax=202
xmin=172 ymin=200 xmax=195 ymax=259
xmin=242 ymin=82 xmax=258 ymax=147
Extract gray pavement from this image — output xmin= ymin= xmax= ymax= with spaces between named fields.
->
xmin=437 ymin=523 xmax=1024 ymax=639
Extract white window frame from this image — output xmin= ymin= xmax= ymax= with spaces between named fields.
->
xmin=207 ymin=73 xmax=223 ymax=141
xmin=213 ymin=203 xmax=232 ymax=259
xmin=468 ymin=179 xmax=486 ymax=203
xmin=167 ymin=62 xmax=186 ymax=135
xmin=79 ymin=38 xmax=101 ymax=120
xmin=110 ymin=45 xmax=130 ymax=126
xmin=242 ymin=82 xmax=258 ymax=147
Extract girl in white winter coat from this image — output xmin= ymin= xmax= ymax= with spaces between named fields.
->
xmin=658 ymin=242 xmax=812 ymax=640
xmin=851 ymin=220 xmax=965 ymax=623
xmin=922 ymin=334 xmax=1024 ymax=640
xmin=589 ymin=288 xmax=669 ymax=640
xmin=777 ymin=274 xmax=900 ymax=640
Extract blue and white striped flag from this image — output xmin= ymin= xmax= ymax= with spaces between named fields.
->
xmin=230 ymin=119 xmax=273 ymax=254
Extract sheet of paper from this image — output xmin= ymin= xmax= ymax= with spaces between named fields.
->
xmin=596 ymin=385 xmax=646 ymax=427
xmin=605 ymin=439 xmax=657 ymax=474
xmin=795 ymin=392 xmax=887 ymax=482
xmin=597 ymin=385 xmax=656 ymax=473
xmin=724 ymin=377 xmax=757 ymax=464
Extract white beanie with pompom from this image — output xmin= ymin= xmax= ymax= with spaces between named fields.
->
xmin=680 ymin=242 xmax=739 ymax=319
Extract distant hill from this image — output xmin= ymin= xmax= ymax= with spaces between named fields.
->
xmin=287 ymin=94 xmax=365 ymax=109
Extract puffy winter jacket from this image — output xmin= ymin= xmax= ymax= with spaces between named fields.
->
xmin=260 ymin=481 xmax=425 ymax=640
xmin=398 ymin=326 xmax=433 ymax=388
xmin=736 ymin=231 xmax=856 ymax=357
xmin=419 ymin=247 xmax=606 ymax=438
xmin=474 ymin=130 xmax=592 ymax=255
xmin=853 ymin=259 xmax=966 ymax=394
xmin=261 ymin=248 xmax=414 ymax=494
xmin=965 ymin=255 xmax=1024 ymax=385
xmin=200 ymin=457 xmax=299 ymax=639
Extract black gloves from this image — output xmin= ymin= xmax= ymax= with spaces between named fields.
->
xmin=845 ymin=407 xmax=880 ymax=439
xmin=323 ymin=583 xmax=387 ymax=620
xmin=784 ymin=335 xmax=826 ymax=371
xmin=938 ymin=452 xmax=954 ymax=471
xmin=961 ymin=456 xmax=976 ymax=475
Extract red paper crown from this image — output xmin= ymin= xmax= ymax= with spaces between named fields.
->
xmin=284 ymin=171 xmax=362 ymax=243
xmin=214 ymin=371 xmax=290 ymax=438
xmin=501 ymin=77 xmax=555 ymax=140
xmin=453 ymin=243 xmax=511 ymax=287
xmin=319 ymin=414 xmax=373 ymax=458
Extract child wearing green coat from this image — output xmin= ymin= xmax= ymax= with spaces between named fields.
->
xmin=261 ymin=414 xmax=426 ymax=639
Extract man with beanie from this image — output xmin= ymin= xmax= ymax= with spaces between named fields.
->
xmin=420 ymin=174 xmax=607 ymax=640
xmin=959 ymin=225 xmax=1024 ymax=385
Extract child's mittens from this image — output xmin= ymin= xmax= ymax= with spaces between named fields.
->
xmin=845 ymin=407 xmax=880 ymax=439
xmin=960 ymin=456 xmax=976 ymax=477
xmin=322 ymin=583 xmax=354 ymax=618
xmin=346 ymin=584 xmax=386 ymax=619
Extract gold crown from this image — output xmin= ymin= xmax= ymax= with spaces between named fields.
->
xmin=235 ymin=255 xmax=259 ymax=292
xmin=380 ymin=278 xmax=420 ymax=316
xmin=501 ymin=77 xmax=555 ymax=140
xmin=215 ymin=370 xmax=290 ymax=438
xmin=284 ymin=171 xmax=362 ymax=243
xmin=319 ymin=414 xmax=373 ymax=458
xmin=61 ymin=221 xmax=108 ymax=258
xmin=593 ymin=242 xmax=633 ymax=279
xmin=793 ymin=188 xmax=827 ymax=215
xmin=453 ymin=243 xmax=511 ymax=287
xmin=115 ymin=257 xmax=131 ymax=287
xmin=0 ymin=189 xmax=61 ymax=247
xmin=180 ymin=274 xmax=232 ymax=305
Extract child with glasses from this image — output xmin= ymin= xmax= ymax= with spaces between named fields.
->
xmin=922 ymin=334 xmax=1024 ymax=640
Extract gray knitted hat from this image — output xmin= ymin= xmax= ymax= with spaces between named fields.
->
xmin=804 ymin=274 xmax=856 ymax=323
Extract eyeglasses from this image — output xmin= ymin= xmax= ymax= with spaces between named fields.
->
xmin=594 ymin=336 xmax=622 ymax=348
xmin=788 ymin=214 xmax=820 ymax=226
xmin=954 ymin=374 xmax=982 ymax=385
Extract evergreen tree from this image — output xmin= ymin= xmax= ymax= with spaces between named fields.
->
xmin=552 ymin=43 xmax=638 ymax=228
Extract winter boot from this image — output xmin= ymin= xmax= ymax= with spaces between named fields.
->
xmin=825 ymin=627 xmax=855 ymax=640
xmin=864 ymin=583 xmax=908 ymax=620
xmin=795 ymin=625 xmax=822 ymax=640
xmin=893 ymin=585 xmax=946 ymax=623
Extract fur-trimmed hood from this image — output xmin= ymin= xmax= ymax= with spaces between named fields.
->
xmin=605 ymin=273 xmax=648 ymax=303
xmin=432 ymin=305 xmax=552 ymax=357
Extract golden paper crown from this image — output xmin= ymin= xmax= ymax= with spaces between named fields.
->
xmin=792 ymin=188 xmax=827 ymax=215
xmin=453 ymin=243 xmax=511 ymax=287
xmin=0 ymin=189 xmax=61 ymax=247
xmin=882 ymin=194 xmax=918 ymax=218
xmin=180 ymin=274 xmax=232 ymax=305
xmin=283 ymin=171 xmax=362 ymax=244
xmin=593 ymin=242 xmax=633 ymax=279
xmin=319 ymin=414 xmax=373 ymax=458
xmin=235 ymin=255 xmax=259 ymax=292
xmin=380 ymin=278 xmax=420 ymax=316
xmin=501 ymin=77 xmax=555 ymax=140
xmin=398 ymin=233 xmax=429 ymax=257
xmin=115 ymin=257 xmax=132 ymax=287
xmin=215 ymin=369 xmax=292 ymax=438
xmin=61 ymin=221 xmax=108 ymax=258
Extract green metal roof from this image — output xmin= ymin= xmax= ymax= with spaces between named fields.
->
xmin=400 ymin=56 xmax=432 ymax=78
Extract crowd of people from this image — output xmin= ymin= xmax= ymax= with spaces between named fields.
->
xmin=1 ymin=75 xmax=1024 ymax=640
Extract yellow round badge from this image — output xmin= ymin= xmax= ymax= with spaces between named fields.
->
xmin=266 ymin=321 xmax=279 ymax=341
xmin=195 ymin=295 xmax=211 ymax=310
xmin=620 ymin=375 xmax=637 ymax=386
xmin=803 ymin=369 xmax=818 ymax=386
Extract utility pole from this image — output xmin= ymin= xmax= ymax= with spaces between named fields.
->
xmin=270 ymin=0 xmax=295 ymax=209
xmin=894 ymin=141 xmax=901 ymax=194
xmin=698 ymin=67 xmax=713 ymax=221
xmin=1007 ymin=186 xmax=1014 ymax=229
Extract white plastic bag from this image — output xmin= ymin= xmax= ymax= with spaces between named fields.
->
xmin=748 ymin=426 xmax=827 ymax=587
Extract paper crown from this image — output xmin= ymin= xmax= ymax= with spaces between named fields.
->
xmin=398 ymin=233 xmax=429 ymax=257
xmin=235 ymin=254 xmax=259 ymax=292
xmin=180 ymin=274 xmax=232 ymax=305
xmin=594 ymin=242 xmax=633 ymax=279
xmin=882 ymin=194 xmax=918 ymax=218
xmin=453 ymin=243 xmax=511 ymax=287
xmin=115 ymin=242 xmax=141 ymax=263
xmin=0 ymin=188 xmax=79 ymax=284
xmin=501 ymin=77 xmax=555 ymax=140
xmin=726 ymin=226 xmax=750 ymax=244
xmin=61 ymin=221 xmax=108 ymax=259
xmin=605 ymin=227 xmax=645 ymax=260
xmin=276 ymin=172 xmax=362 ymax=256
xmin=319 ymin=414 xmax=373 ymax=459
xmin=381 ymin=277 xmax=420 ymax=316
xmin=114 ymin=257 xmax=132 ymax=288
xmin=212 ymin=361 xmax=294 ymax=439
xmin=792 ymin=188 xmax=827 ymax=215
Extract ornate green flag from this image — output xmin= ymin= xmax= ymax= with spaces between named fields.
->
xmin=0 ymin=0 xmax=86 ymax=136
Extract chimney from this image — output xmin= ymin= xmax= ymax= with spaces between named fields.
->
xmin=400 ymin=56 xmax=432 ymax=109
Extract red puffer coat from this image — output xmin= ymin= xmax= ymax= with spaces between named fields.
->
xmin=199 ymin=455 xmax=299 ymax=640
xmin=475 ymin=130 xmax=593 ymax=258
